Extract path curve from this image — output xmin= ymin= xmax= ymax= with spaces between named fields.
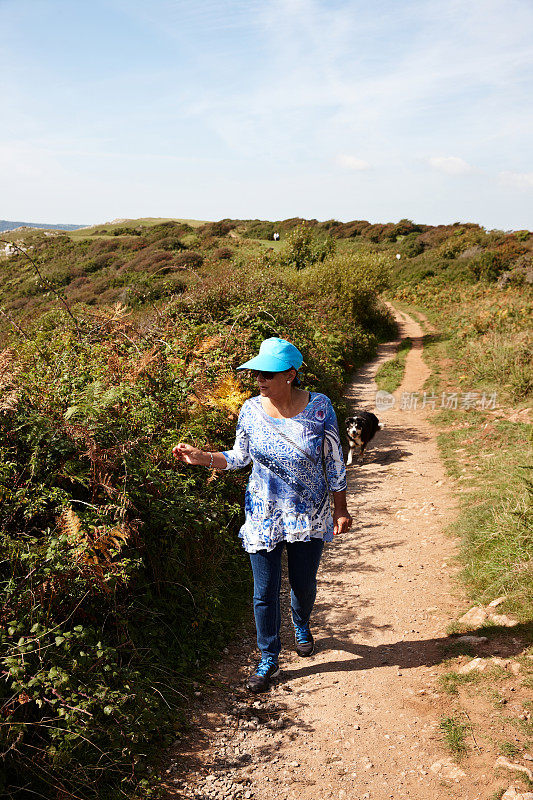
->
xmin=166 ymin=308 xmax=478 ymax=800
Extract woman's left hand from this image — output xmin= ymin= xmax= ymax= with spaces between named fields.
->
xmin=333 ymin=510 xmax=352 ymax=535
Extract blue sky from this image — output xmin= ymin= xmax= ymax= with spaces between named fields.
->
xmin=2 ymin=0 xmax=532 ymax=228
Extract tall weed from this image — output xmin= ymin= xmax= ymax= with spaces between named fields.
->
xmin=461 ymin=330 xmax=532 ymax=400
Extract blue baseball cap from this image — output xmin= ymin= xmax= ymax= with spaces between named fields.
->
xmin=237 ymin=337 xmax=303 ymax=372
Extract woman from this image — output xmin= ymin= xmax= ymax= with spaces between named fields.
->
xmin=173 ymin=337 xmax=352 ymax=692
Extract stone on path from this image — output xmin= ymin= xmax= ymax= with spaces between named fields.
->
xmin=429 ymin=758 xmax=467 ymax=781
xmin=458 ymin=657 xmax=487 ymax=674
xmin=458 ymin=603 xmax=518 ymax=629
xmin=455 ymin=635 xmax=488 ymax=644
xmin=489 ymin=612 xmax=519 ymax=627
xmin=458 ymin=606 xmax=488 ymax=627
xmin=502 ymin=788 xmax=533 ymax=800
xmin=496 ymin=756 xmax=533 ymax=782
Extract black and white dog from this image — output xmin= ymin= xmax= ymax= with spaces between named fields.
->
xmin=345 ymin=411 xmax=383 ymax=465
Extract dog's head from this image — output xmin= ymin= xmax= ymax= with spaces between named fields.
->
xmin=345 ymin=416 xmax=364 ymax=437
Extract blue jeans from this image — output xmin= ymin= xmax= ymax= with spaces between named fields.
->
xmin=248 ymin=537 xmax=324 ymax=661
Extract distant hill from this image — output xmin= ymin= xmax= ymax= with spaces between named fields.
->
xmin=0 ymin=219 xmax=86 ymax=233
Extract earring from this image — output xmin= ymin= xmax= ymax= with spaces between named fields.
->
xmin=286 ymin=380 xmax=291 ymax=384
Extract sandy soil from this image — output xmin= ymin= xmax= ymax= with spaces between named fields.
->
xmin=161 ymin=309 xmax=504 ymax=800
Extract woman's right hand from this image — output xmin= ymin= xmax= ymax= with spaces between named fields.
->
xmin=172 ymin=443 xmax=207 ymax=465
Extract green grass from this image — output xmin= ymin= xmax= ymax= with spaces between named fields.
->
xmin=435 ymin=416 xmax=533 ymax=619
xmin=251 ymin=238 xmax=285 ymax=252
xmin=374 ymin=336 xmax=412 ymax=392
xmin=438 ymin=670 xmax=481 ymax=695
xmin=498 ymin=741 xmax=522 ymax=758
xmin=439 ymin=716 xmax=471 ymax=757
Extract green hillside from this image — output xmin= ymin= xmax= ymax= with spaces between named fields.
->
xmin=1 ymin=216 xmax=531 ymax=331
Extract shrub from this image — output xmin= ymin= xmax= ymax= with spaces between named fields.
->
xmin=87 ymin=239 xmax=121 ymax=255
xmin=0 ymin=257 xmax=396 ymax=800
xmin=201 ymin=221 xmax=235 ymax=237
xmin=84 ymin=254 xmax=115 ymax=273
xmin=469 ymin=252 xmax=504 ymax=281
xmin=111 ymin=226 xmax=141 ymax=236
xmin=214 ymin=247 xmax=233 ymax=260
xmin=174 ymin=251 xmax=204 ymax=269
xmin=144 ymin=222 xmax=193 ymax=244
xmin=278 ymin=224 xmax=336 ymax=271
xmin=361 ymin=223 xmax=395 ymax=242
xmin=158 ymin=236 xmax=186 ymax=252
xmin=389 ymin=218 xmax=422 ymax=239
xmin=321 ymin=220 xmax=371 ymax=239
xmin=440 ymin=240 xmax=464 ymax=259
xmin=243 ymin=221 xmax=277 ymax=240
xmin=126 ymin=248 xmax=173 ymax=273
xmin=402 ymin=234 xmax=425 ymax=258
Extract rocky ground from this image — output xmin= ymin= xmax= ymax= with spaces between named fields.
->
xmin=159 ymin=308 xmax=532 ymax=800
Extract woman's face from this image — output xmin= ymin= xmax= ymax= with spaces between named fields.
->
xmin=254 ymin=368 xmax=296 ymax=397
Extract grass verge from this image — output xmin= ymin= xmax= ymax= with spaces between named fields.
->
xmin=435 ymin=412 xmax=532 ymax=619
xmin=374 ymin=337 xmax=412 ymax=393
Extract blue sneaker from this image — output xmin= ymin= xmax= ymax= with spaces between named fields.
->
xmin=294 ymin=624 xmax=314 ymax=657
xmin=246 ymin=656 xmax=280 ymax=693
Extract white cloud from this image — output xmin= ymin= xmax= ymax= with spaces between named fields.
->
xmin=428 ymin=156 xmax=473 ymax=175
xmin=499 ymin=170 xmax=533 ymax=189
xmin=336 ymin=155 xmax=370 ymax=171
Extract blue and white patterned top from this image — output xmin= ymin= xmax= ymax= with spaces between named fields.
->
xmin=222 ymin=392 xmax=347 ymax=553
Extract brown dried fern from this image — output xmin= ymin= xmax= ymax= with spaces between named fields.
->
xmin=0 ymin=348 xmax=20 ymax=413
xmin=56 ymin=509 xmax=129 ymax=595
xmin=127 ymin=345 xmax=161 ymax=381
xmin=92 ymin=524 xmax=129 ymax=561
xmin=58 ymin=508 xmax=84 ymax=543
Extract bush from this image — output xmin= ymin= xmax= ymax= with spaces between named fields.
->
xmin=174 ymin=251 xmax=204 ymax=269
xmin=389 ymin=218 xmax=422 ymax=239
xmin=158 ymin=236 xmax=186 ymax=252
xmin=469 ymin=252 xmax=504 ymax=281
xmin=111 ymin=227 xmax=141 ymax=236
xmin=402 ymin=234 xmax=424 ymax=258
xmin=87 ymin=239 xmax=121 ymax=255
xmin=278 ymin=224 xmax=336 ymax=271
xmin=126 ymin=248 xmax=173 ymax=273
xmin=201 ymin=221 xmax=235 ymax=237
xmin=144 ymin=222 xmax=193 ymax=244
xmin=84 ymin=254 xmax=115 ymax=273
xmin=243 ymin=221 xmax=277 ymax=240
xmin=214 ymin=247 xmax=233 ymax=260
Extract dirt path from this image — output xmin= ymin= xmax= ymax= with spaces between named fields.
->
xmin=164 ymin=308 xmax=484 ymax=800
